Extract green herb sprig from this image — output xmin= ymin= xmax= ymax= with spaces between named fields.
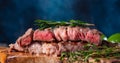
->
xmin=35 ymin=19 xmax=94 ymax=30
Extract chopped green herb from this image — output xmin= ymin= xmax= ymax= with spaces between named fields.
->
xmin=60 ymin=44 xmax=120 ymax=63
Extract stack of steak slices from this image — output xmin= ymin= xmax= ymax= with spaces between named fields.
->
xmin=9 ymin=26 xmax=102 ymax=56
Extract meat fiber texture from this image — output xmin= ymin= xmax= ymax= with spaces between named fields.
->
xmin=9 ymin=26 xmax=102 ymax=56
xmin=10 ymin=41 xmax=86 ymax=56
xmin=9 ymin=28 xmax=34 ymax=51
xmin=33 ymin=28 xmax=55 ymax=42
xmin=33 ymin=26 xmax=102 ymax=45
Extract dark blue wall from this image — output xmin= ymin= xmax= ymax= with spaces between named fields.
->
xmin=0 ymin=0 xmax=120 ymax=44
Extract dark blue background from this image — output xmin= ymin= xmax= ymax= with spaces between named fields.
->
xmin=0 ymin=0 xmax=120 ymax=44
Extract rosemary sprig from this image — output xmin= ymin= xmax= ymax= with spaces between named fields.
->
xmin=35 ymin=19 xmax=94 ymax=30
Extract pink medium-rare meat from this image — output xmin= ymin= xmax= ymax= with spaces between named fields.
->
xmin=33 ymin=28 xmax=55 ymax=42
xmin=53 ymin=27 xmax=62 ymax=41
xmin=73 ymin=27 xmax=82 ymax=41
xmin=19 ymin=28 xmax=33 ymax=46
xmin=91 ymin=29 xmax=101 ymax=45
xmin=67 ymin=26 xmax=101 ymax=45
xmin=9 ymin=26 xmax=102 ymax=54
xmin=67 ymin=26 xmax=77 ymax=41
xmin=85 ymin=30 xmax=94 ymax=44
xmin=79 ymin=27 xmax=90 ymax=41
xmin=67 ymin=26 xmax=73 ymax=41
xmin=85 ymin=29 xmax=101 ymax=45
xmin=9 ymin=28 xmax=34 ymax=51
xmin=58 ymin=26 xmax=68 ymax=41
xmin=24 ymin=27 xmax=101 ymax=44
xmin=53 ymin=26 xmax=101 ymax=45
xmin=67 ymin=26 xmax=84 ymax=41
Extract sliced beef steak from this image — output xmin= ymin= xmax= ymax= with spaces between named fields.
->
xmin=10 ymin=41 xmax=85 ymax=56
xmin=42 ymin=43 xmax=59 ymax=56
xmin=67 ymin=26 xmax=81 ymax=41
xmin=54 ymin=26 xmax=68 ymax=42
xmin=9 ymin=28 xmax=34 ymax=51
xmin=20 ymin=28 xmax=34 ymax=46
xmin=59 ymin=26 xmax=68 ymax=41
xmin=24 ymin=27 xmax=101 ymax=45
xmin=33 ymin=28 xmax=55 ymax=42
xmin=26 ymin=42 xmax=85 ymax=56
xmin=53 ymin=27 xmax=62 ymax=41
xmin=67 ymin=26 xmax=101 ymax=45
xmin=79 ymin=27 xmax=90 ymax=41
xmin=85 ymin=29 xmax=101 ymax=45
xmin=9 ymin=42 xmax=24 ymax=52
xmin=9 ymin=26 xmax=102 ymax=56
xmin=28 ymin=42 xmax=42 ymax=54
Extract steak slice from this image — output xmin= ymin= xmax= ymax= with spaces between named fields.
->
xmin=67 ymin=26 xmax=101 ymax=45
xmin=9 ymin=37 xmax=24 ymax=52
xmin=53 ymin=27 xmax=62 ymax=41
xmin=42 ymin=43 xmax=59 ymax=56
xmin=9 ymin=28 xmax=34 ymax=52
xmin=10 ymin=41 xmax=85 ymax=56
xmin=85 ymin=29 xmax=101 ymax=45
xmin=69 ymin=27 xmax=83 ymax=41
xmin=20 ymin=28 xmax=34 ymax=46
xmin=58 ymin=26 xmax=68 ymax=41
xmin=33 ymin=28 xmax=55 ymax=42
xmin=54 ymin=26 xmax=68 ymax=42
xmin=28 ymin=42 xmax=42 ymax=55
